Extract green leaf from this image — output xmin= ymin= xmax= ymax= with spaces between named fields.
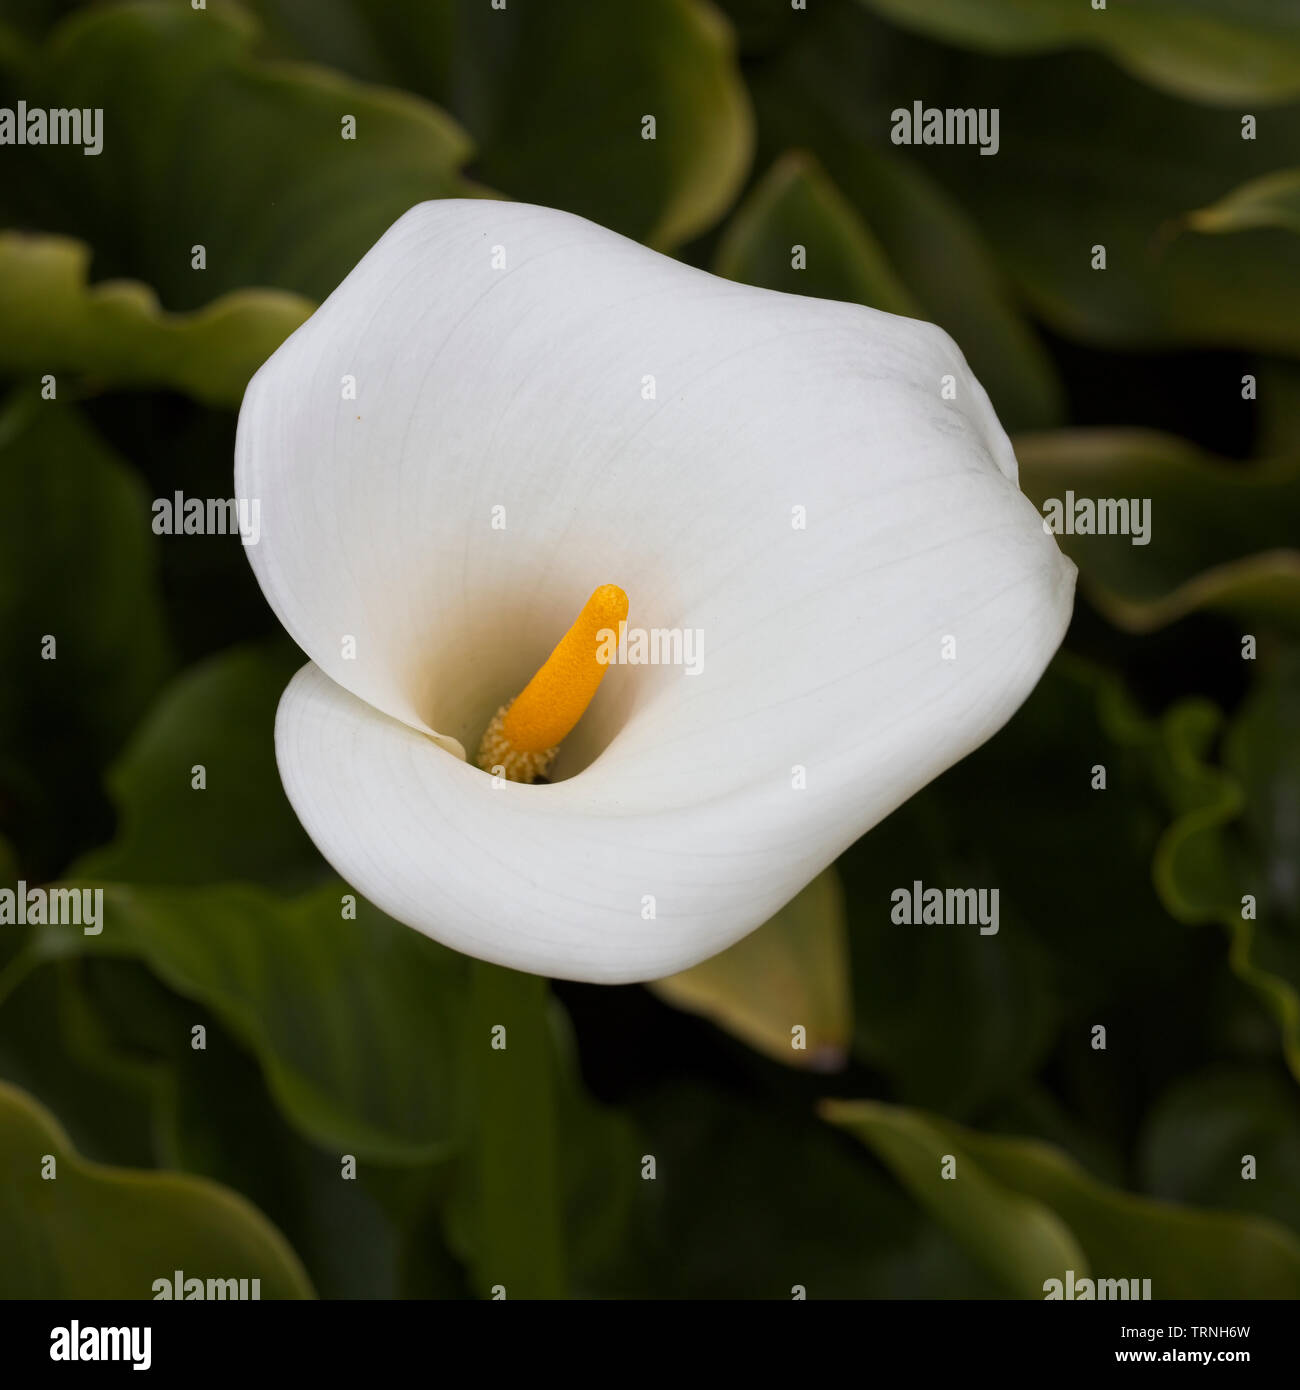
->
xmin=4 ymin=0 xmax=480 ymax=307
xmin=714 ymin=151 xmax=916 ymax=316
xmin=856 ymin=0 xmax=1300 ymax=105
xmin=248 ymin=0 xmax=754 ymax=251
xmin=746 ymin=39 xmax=1063 ymax=430
xmin=0 ymin=396 xmax=171 ymax=875
xmin=985 ymin=1083 xmax=1127 ymax=1189
xmin=649 ymin=867 xmax=852 ymax=1069
xmin=0 ymin=232 xmax=311 ymax=406
xmin=245 ymin=0 xmax=444 ymax=86
xmin=0 ymin=963 xmax=156 ymax=1168
xmin=0 ymin=1077 xmax=313 ymax=1297
xmin=156 ymin=1034 xmax=437 ymax=1299
xmin=1016 ymin=428 xmax=1300 ymax=634
xmin=82 ymin=395 xmax=289 ymax=664
xmin=822 ymin=1099 xmax=1083 ymax=1298
xmin=760 ymin=5 xmax=1300 ymax=356
xmin=839 ymin=654 xmax=1231 ymax=1127
xmin=446 ymin=964 xmax=565 ymax=1298
xmin=606 ymin=1082 xmax=1000 ymax=1297
xmin=443 ymin=981 xmax=639 ymax=1298
xmin=824 ymin=1098 xmax=1300 ymax=1298
xmin=546 ymin=1007 xmax=642 ymax=1295
xmin=73 ymin=642 xmax=324 ymax=891
xmin=1140 ymin=1068 xmax=1300 ymax=1238
xmin=24 ymin=952 xmax=465 ymax=1298
xmin=37 ymin=881 xmax=468 ymax=1163
xmin=32 ymin=891 xmax=634 ymax=1293
xmin=1156 ymin=649 xmax=1300 ymax=1082
xmin=1187 ymin=166 xmax=1300 ymax=235
xmin=842 ymin=801 xmax=1061 ymax=1119
xmin=444 ymin=0 xmax=754 ymax=250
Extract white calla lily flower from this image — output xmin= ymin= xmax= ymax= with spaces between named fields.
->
xmin=235 ymin=199 xmax=1074 ymax=985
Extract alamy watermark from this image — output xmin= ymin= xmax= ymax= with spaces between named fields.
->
xmin=152 ymin=492 xmax=261 ymax=546
xmin=152 ymin=1270 xmax=261 ymax=1300
xmin=596 ymin=621 xmax=704 ymax=676
xmin=890 ymin=102 xmax=999 ymax=156
xmin=891 ymin=880 xmax=999 ymax=935
xmin=1041 ymin=492 xmax=1151 ymax=546
xmin=1045 ymin=1270 xmax=1151 ymax=1300
xmin=50 ymin=1323 xmax=150 ymax=1370
xmin=0 ymin=102 xmax=102 ymax=156
xmin=0 ymin=882 xmax=101 ymax=934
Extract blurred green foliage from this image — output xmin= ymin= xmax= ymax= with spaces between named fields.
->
xmin=0 ymin=232 xmax=312 ymax=406
xmin=1 ymin=0 xmax=1298 ymax=1299
xmin=827 ymin=1098 xmax=1300 ymax=1298
xmin=0 ymin=1078 xmax=313 ymax=1297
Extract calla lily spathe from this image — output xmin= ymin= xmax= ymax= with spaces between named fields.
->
xmin=235 ymin=199 xmax=1074 ymax=984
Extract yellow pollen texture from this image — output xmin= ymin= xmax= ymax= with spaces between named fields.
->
xmin=475 ymin=584 xmax=628 ymax=782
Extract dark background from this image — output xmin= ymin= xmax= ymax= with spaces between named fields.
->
xmin=0 ymin=0 xmax=1297 ymax=1299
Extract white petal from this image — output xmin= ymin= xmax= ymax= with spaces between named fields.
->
xmin=243 ymin=199 xmax=1076 ymax=982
